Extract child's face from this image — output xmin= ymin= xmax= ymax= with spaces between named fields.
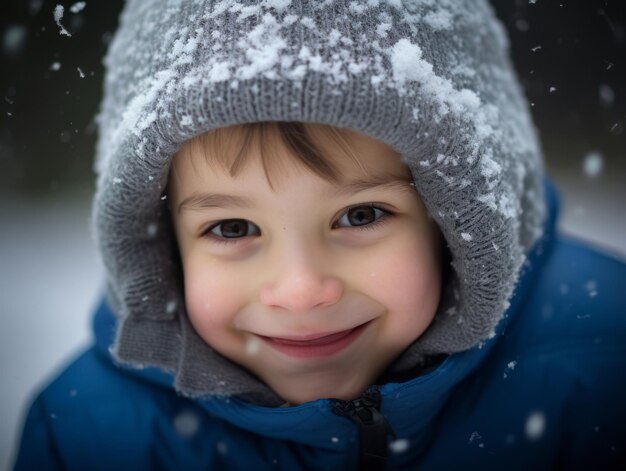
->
xmin=170 ymin=125 xmax=443 ymax=405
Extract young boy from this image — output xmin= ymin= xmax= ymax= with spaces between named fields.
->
xmin=15 ymin=0 xmax=626 ymax=469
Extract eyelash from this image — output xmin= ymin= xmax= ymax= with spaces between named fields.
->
xmin=332 ymin=205 xmax=392 ymax=231
xmin=201 ymin=204 xmax=394 ymax=245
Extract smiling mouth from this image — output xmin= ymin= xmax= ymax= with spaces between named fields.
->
xmin=257 ymin=321 xmax=371 ymax=359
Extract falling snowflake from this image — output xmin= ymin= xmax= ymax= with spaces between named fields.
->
xmin=582 ymin=152 xmax=603 ymax=178
xmin=598 ymin=84 xmax=615 ymax=106
xmin=173 ymin=410 xmax=200 ymax=439
xmin=54 ymin=5 xmax=72 ymax=37
xmin=525 ymin=411 xmax=546 ymax=440
xmin=389 ymin=438 xmax=410 ymax=454
xmin=166 ymin=300 xmax=178 ymax=314
xmin=584 ymin=280 xmax=599 ymax=298
xmin=246 ymin=337 xmax=261 ymax=355
xmin=216 ymin=441 xmax=228 ymax=455
xmin=70 ymin=2 xmax=86 ymax=13
xmin=468 ymin=431 xmax=484 ymax=448
xmin=146 ymin=223 xmax=158 ymax=237
xmin=503 ymin=360 xmax=517 ymax=378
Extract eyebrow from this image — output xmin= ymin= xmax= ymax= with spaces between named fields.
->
xmin=330 ymin=174 xmax=414 ymax=198
xmin=178 ymin=174 xmax=414 ymax=213
xmin=178 ymin=193 xmax=254 ymax=213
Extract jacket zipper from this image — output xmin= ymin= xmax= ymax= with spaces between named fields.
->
xmin=331 ymin=387 xmax=396 ymax=470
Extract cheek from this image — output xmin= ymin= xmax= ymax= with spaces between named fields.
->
xmin=365 ymin=238 xmax=442 ymax=338
xmin=183 ymin=259 xmax=243 ymax=342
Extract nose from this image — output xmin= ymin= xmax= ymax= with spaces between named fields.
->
xmin=259 ymin=252 xmax=343 ymax=314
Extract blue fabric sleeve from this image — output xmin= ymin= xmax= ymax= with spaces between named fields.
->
xmin=13 ymin=395 xmax=64 ymax=470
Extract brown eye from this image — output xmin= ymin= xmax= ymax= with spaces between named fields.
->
xmin=335 ymin=205 xmax=388 ymax=228
xmin=208 ymin=219 xmax=260 ymax=239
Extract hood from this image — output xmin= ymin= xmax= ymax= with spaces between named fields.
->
xmin=93 ymin=0 xmax=546 ymax=402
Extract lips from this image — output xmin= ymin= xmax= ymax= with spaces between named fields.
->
xmin=258 ymin=321 xmax=370 ymax=359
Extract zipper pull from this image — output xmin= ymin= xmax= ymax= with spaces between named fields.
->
xmin=331 ymin=388 xmax=396 ymax=470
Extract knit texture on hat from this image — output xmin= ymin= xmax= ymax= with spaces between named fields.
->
xmin=94 ymin=0 xmax=546 ymax=405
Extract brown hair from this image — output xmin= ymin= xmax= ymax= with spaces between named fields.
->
xmin=179 ymin=122 xmax=366 ymax=189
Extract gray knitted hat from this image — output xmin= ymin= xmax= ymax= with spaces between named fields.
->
xmin=94 ymin=0 xmax=545 ymax=404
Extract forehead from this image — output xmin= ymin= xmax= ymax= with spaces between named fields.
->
xmin=311 ymin=125 xmax=410 ymax=177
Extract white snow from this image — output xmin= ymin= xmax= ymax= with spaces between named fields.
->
xmin=349 ymin=2 xmax=367 ymax=15
xmin=146 ymin=223 xmax=158 ymax=237
xmin=69 ymin=2 xmax=86 ymax=14
xmin=468 ymin=431 xmax=483 ymax=445
xmin=53 ymin=5 xmax=72 ymax=37
xmin=388 ymin=39 xmax=428 ymax=85
xmin=3 ymin=25 xmax=28 ymax=55
xmin=389 ymin=38 xmax=481 ymax=118
xmin=77 ymin=67 xmax=85 ymax=78
xmin=376 ymin=23 xmax=391 ymax=38
xmin=584 ymin=280 xmax=598 ymax=298
xmin=263 ymin=0 xmax=292 ymax=11
xmin=208 ymin=61 xmax=232 ymax=82
xmin=300 ymin=17 xmax=316 ymax=29
xmin=503 ymin=360 xmax=517 ymax=377
xmin=525 ymin=411 xmax=546 ymax=440
xmin=451 ymin=63 xmax=476 ymax=78
xmin=122 ymin=69 xmax=175 ymax=139
xmin=422 ymin=10 xmax=452 ymax=30
xmin=461 ymin=232 xmax=472 ymax=242
xmin=478 ymin=193 xmax=497 ymax=211
xmin=480 ymin=152 xmax=502 ymax=179
xmin=245 ymin=337 xmax=261 ymax=355
xmin=582 ymin=151 xmax=604 ymax=178
xmin=389 ymin=438 xmax=410 ymax=454
xmin=173 ymin=410 xmax=200 ymax=438
xmin=166 ymin=300 xmax=178 ymax=314
xmin=598 ymin=84 xmax=615 ymax=106
xmin=237 ymin=5 xmax=262 ymax=21
xmin=50 ymin=61 xmax=61 ymax=71
xmin=237 ymin=14 xmax=288 ymax=80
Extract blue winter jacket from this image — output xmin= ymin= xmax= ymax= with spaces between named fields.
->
xmin=14 ymin=182 xmax=626 ymax=470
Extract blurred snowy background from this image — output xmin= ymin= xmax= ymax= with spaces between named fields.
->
xmin=1 ymin=0 xmax=624 ymax=469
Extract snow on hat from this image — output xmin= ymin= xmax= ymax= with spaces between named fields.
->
xmin=93 ymin=0 xmax=546 ymax=403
